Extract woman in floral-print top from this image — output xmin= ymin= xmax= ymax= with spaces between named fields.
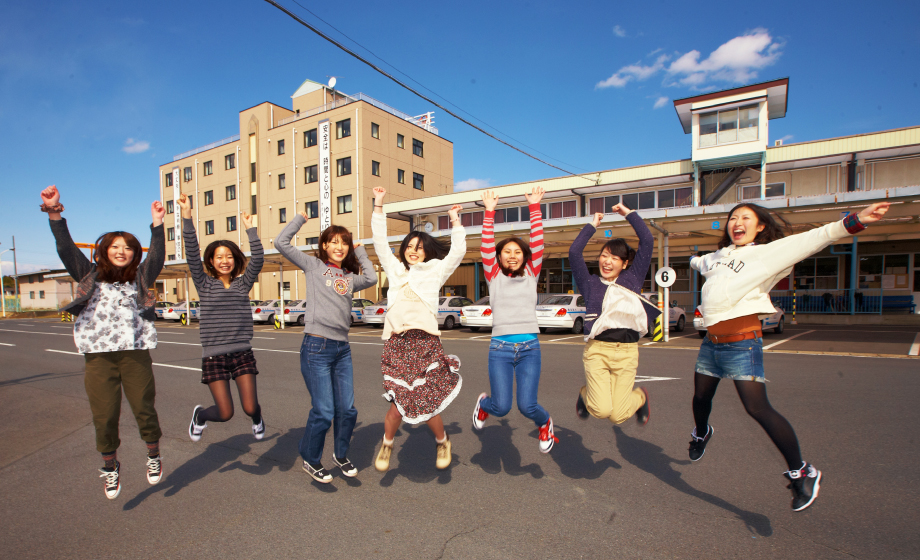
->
xmin=42 ymin=185 xmax=166 ymax=501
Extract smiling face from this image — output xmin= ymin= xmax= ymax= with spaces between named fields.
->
xmin=499 ymin=241 xmax=525 ymax=273
xmin=598 ymin=248 xmax=627 ymax=280
xmin=403 ymin=237 xmax=426 ymax=266
xmin=210 ymin=246 xmax=236 ymax=279
xmin=727 ymin=206 xmax=765 ymax=246
xmin=106 ymin=237 xmax=135 ymax=269
xmin=323 ymin=234 xmax=350 ymax=266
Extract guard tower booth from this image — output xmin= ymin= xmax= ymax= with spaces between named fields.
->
xmin=673 ymin=78 xmax=789 ymax=206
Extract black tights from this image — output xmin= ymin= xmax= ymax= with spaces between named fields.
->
xmin=198 ymin=374 xmax=261 ymax=425
xmin=692 ymin=372 xmax=802 ymax=470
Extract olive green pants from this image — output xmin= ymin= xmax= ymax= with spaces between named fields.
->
xmin=84 ymin=350 xmax=162 ymax=454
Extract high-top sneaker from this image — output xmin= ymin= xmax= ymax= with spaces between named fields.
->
xmin=146 ymin=455 xmax=163 ymax=485
xmin=784 ymin=462 xmax=821 ymax=511
xmin=538 ymin=417 xmax=559 ymax=453
xmin=688 ymin=425 xmax=713 ymax=461
xmin=99 ymin=461 xmax=121 ymax=500
xmin=472 ymin=393 xmax=489 ymax=431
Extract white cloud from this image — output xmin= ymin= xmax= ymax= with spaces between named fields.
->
xmin=454 ymin=178 xmax=491 ymax=192
xmin=613 ymin=25 xmax=627 ymax=38
xmin=596 ymin=54 xmax=669 ymax=89
xmin=122 ymin=138 xmax=150 ymax=154
xmin=653 ymin=96 xmax=669 ymax=109
xmin=647 ymin=48 xmax=663 ymax=57
xmin=778 ymin=134 xmax=794 ymax=143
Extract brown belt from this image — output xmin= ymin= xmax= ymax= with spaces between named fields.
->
xmin=707 ymin=330 xmax=762 ymax=344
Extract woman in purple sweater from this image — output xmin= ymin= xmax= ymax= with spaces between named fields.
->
xmin=569 ymin=204 xmax=659 ymax=427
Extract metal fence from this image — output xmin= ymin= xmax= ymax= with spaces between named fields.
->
xmin=660 ymin=289 xmax=915 ymax=315
xmin=2 ymin=296 xmax=22 ymax=313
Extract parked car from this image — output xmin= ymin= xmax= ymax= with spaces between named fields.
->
xmin=438 ymin=296 xmax=475 ymax=330
xmin=459 ymin=296 xmax=491 ymax=332
xmin=642 ymin=292 xmax=687 ymax=334
xmin=351 ymin=298 xmax=376 ymax=325
xmin=536 ymin=294 xmax=586 ymax=334
xmin=282 ymin=299 xmax=306 ymax=325
xmin=363 ymin=298 xmax=387 ymax=328
xmin=155 ymin=301 xmax=176 ymax=320
xmin=694 ymin=306 xmax=785 ymax=338
xmin=162 ymin=301 xmax=200 ymax=323
xmin=252 ymin=299 xmax=286 ymax=324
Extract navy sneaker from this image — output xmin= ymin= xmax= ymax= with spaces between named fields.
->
xmin=785 ymin=463 xmax=822 ymax=511
xmin=688 ymin=425 xmax=713 ymax=461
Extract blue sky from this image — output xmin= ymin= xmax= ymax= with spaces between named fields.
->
xmin=2 ymin=0 xmax=919 ymax=273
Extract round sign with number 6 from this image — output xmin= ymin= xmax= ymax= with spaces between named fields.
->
xmin=655 ymin=267 xmax=676 ymax=288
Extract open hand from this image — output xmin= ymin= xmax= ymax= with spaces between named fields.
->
xmin=151 ymin=201 xmax=166 ymax=226
xmin=481 ymin=190 xmax=499 ymax=212
xmin=591 ymin=212 xmax=604 ymax=228
xmin=525 ymin=185 xmax=545 ymax=205
xmin=41 ymin=185 xmax=60 ymax=206
xmin=611 ymin=203 xmax=632 ymax=217
xmin=447 ymin=204 xmax=463 ymax=223
xmin=857 ymin=202 xmax=890 ymax=224
xmin=241 ymin=212 xmax=253 ymax=230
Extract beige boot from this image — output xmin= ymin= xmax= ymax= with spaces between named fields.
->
xmin=435 ymin=435 xmax=452 ymax=470
xmin=375 ymin=439 xmax=393 ymax=472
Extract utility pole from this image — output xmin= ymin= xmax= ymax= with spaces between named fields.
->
xmin=12 ymin=236 xmax=19 ymax=311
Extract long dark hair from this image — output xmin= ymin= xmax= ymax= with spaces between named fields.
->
xmin=317 ymin=225 xmax=360 ymax=275
xmin=496 ymin=237 xmax=532 ymax=277
xmin=718 ymin=203 xmax=789 ymax=249
xmin=203 ymin=240 xmax=246 ymax=279
xmin=398 ymin=231 xmax=448 ymax=270
xmin=94 ymin=231 xmax=143 ymax=283
xmin=597 ymin=238 xmax=636 ymax=268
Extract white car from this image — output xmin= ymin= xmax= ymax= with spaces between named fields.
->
xmin=364 ymin=299 xmax=387 ymax=328
xmin=536 ymin=294 xmax=587 ymax=334
xmin=642 ymin=292 xmax=687 ymax=334
xmin=252 ymin=299 xmax=286 ymax=324
xmin=438 ymin=296 xmax=475 ymax=330
xmin=162 ymin=301 xmax=200 ymax=323
xmin=283 ymin=299 xmax=306 ymax=325
xmin=460 ymin=296 xmax=492 ymax=332
xmin=155 ymin=301 xmax=176 ymax=320
xmin=350 ymin=298 xmax=376 ymax=325
xmin=694 ymin=306 xmax=785 ymax=338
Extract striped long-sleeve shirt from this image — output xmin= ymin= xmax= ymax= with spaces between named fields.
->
xmin=481 ymin=203 xmax=544 ymax=281
xmin=183 ymin=218 xmax=264 ymax=358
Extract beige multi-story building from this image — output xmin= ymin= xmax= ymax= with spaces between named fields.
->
xmin=157 ymin=79 xmax=453 ymax=302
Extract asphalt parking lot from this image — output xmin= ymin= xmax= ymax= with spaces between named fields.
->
xmin=1 ymin=318 xmax=918 ymax=559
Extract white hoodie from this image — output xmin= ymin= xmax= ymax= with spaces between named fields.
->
xmin=691 ymin=219 xmax=862 ymax=328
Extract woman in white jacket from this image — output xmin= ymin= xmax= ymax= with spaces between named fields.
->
xmin=371 ymin=187 xmax=466 ymax=472
xmin=688 ymin=201 xmax=889 ymax=512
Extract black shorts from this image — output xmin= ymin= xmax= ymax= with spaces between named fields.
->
xmin=201 ymin=350 xmax=259 ymax=384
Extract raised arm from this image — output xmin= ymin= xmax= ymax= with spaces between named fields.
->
xmin=352 ymin=245 xmax=378 ymax=292
xmin=138 ymin=200 xmax=166 ymax=290
xmin=239 ymin=212 xmax=263 ymax=290
xmin=42 ymin=186 xmax=93 ymax=281
xmin=569 ymin=214 xmax=601 ymax=300
xmin=525 ymin=186 xmax=545 ymax=277
xmin=480 ymin=191 xmax=500 ymax=282
xmin=178 ymin=195 xmax=208 ymax=291
xmin=438 ymin=204 xmax=466 ymax=285
xmin=617 ymin=204 xmax=653 ymax=286
xmin=371 ymin=187 xmax=405 ymax=275
xmin=274 ymin=213 xmax=322 ymax=272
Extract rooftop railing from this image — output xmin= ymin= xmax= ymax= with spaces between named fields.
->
xmin=276 ymin=92 xmax=438 ymax=135
xmin=172 ymin=134 xmax=241 ymax=162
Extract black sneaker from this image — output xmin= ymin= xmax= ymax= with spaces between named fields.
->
xmin=99 ymin=461 xmax=121 ymax=500
xmin=189 ymin=405 xmax=207 ymax=442
xmin=302 ymin=461 xmax=332 ymax=483
xmin=636 ymin=387 xmax=650 ymax=425
xmin=146 ymin=455 xmax=163 ymax=485
xmin=575 ymin=388 xmax=589 ymax=420
xmin=688 ymin=425 xmax=713 ymax=461
xmin=251 ymin=416 xmax=265 ymax=440
xmin=784 ymin=463 xmax=821 ymax=511
xmin=333 ymin=456 xmax=358 ymax=478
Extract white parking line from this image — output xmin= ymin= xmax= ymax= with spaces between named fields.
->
xmin=909 ymin=333 xmax=920 ymax=356
xmin=549 ymin=335 xmax=584 ymax=342
xmin=0 ymin=342 xmax=15 ymax=346
xmin=154 ymin=363 xmax=201 ymax=371
xmin=763 ymin=330 xmax=816 ymax=350
xmin=634 ymin=376 xmax=680 ymax=382
xmin=467 ymin=335 xmax=492 ymax=339
xmin=253 ymin=337 xmax=275 ymax=340
xmin=46 ymin=349 xmax=82 ymax=355
xmin=0 ymin=328 xmax=71 ymax=337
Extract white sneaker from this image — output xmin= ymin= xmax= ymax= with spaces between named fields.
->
xmin=538 ymin=417 xmax=558 ymax=454
xmin=302 ymin=461 xmax=332 ymax=483
xmin=146 ymin=455 xmax=163 ymax=485
xmin=189 ymin=405 xmax=206 ymax=442
xmin=472 ymin=392 xmax=489 ymax=431
xmin=99 ymin=462 xmax=121 ymax=499
xmin=251 ymin=417 xmax=265 ymax=440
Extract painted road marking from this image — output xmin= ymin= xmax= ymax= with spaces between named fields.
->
xmin=763 ymin=330 xmax=816 ymax=350
xmin=0 ymin=328 xmax=71 ymax=337
xmin=253 ymin=337 xmax=275 ymax=340
xmin=0 ymin=342 xmax=15 ymax=346
xmin=154 ymin=363 xmax=201 ymax=371
xmin=634 ymin=376 xmax=680 ymax=382
xmin=549 ymin=335 xmax=584 ymax=342
xmin=910 ymin=333 xmax=920 ymax=356
xmin=46 ymin=349 xmax=82 ymax=355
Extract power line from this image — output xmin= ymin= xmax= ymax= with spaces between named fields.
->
xmin=261 ymin=0 xmax=596 ymax=183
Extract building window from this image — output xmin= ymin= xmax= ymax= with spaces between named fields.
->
xmin=227 ymin=216 xmax=237 ymax=232
xmin=168 ymin=255 xmax=175 ymax=262
xmin=413 ymin=172 xmax=424 ymax=191
xmin=251 ymin=195 xmax=257 ymax=215
xmin=205 ymin=220 xmax=215 ymax=235
xmin=439 ymin=216 xmax=449 ymax=230
xmin=304 ymin=165 xmax=318 ymax=183
xmin=29 ymin=291 xmax=34 ymax=299
xmin=547 ymin=200 xmax=577 ymax=219
xmin=412 ymin=139 xmax=424 ymax=157
xmin=588 ymin=195 xmax=621 ymax=214
xmin=622 ymin=192 xmax=656 ymax=211
xmin=165 ymin=173 xmax=173 ymax=187
xmin=225 ymin=154 xmax=235 ymax=170
xmin=304 ymin=128 xmax=317 ymax=148
xmin=371 ymin=122 xmax=379 ymax=138
xmin=794 ymin=257 xmax=840 ymax=290
xmin=278 ymin=173 xmax=286 ymax=190
xmin=279 ymin=208 xmax=287 ymax=223
xmin=305 ymin=236 xmax=319 ymax=246
xmin=167 ymin=228 xmax=175 ymax=241
xmin=204 ymin=190 xmax=214 ymax=205
xmin=204 ymin=161 xmax=213 ymax=175
xmin=183 ymin=167 xmax=193 ymax=182
xmin=250 ymin=162 xmax=256 ymax=180
xmin=277 ymin=138 xmax=285 ymax=155
xmin=699 ymin=104 xmax=759 ymax=148
xmin=337 ymin=195 xmax=352 ymax=214
xmin=657 ymin=187 xmax=692 ymax=209
xmin=857 ymin=253 xmax=910 ymax=290
xmin=372 ymin=161 xmax=381 ymax=176
xmin=166 ymin=200 xmax=174 ymax=214
xmin=741 ymin=182 xmax=785 ymax=200
xmin=39 ymin=290 xmax=45 ymax=299
xmin=460 ymin=211 xmax=484 ymax=227
xmin=337 ymin=157 xmax=352 ymax=177
xmin=397 ymin=169 xmax=405 ymax=184
xmin=226 ymin=185 xmax=236 ymax=201
xmin=305 ymin=201 xmax=319 ymax=218
xmin=336 ymin=119 xmax=351 ymax=139
xmin=397 ymin=134 xmax=404 ymax=149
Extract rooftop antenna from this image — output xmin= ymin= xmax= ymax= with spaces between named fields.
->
xmin=326 ymin=76 xmax=341 ymax=103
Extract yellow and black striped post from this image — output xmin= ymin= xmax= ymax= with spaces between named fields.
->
xmin=274 ymin=316 xmax=282 ymax=329
xmin=652 ymin=315 xmax=663 ymax=341
xmin=60 ymin=311 xmax=73 ymax=322
xmin=792 ymin=289 xmax=797 ymax=325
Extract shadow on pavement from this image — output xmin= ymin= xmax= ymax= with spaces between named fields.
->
xmin=0 ymin=370 xmax=84 ymax=387
xmin=469 ymin=419 xmax=543 ymax=478
xmin=545 ymin=424 xmax=621 ymax=479
xmin=378 ymin=422 xmax=462 ymax=486
xmin=612 ymin=426 xmax=773 ymax=537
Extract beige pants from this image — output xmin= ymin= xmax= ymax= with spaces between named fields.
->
xmin=581 ymin=340 xmax=645 ymax=425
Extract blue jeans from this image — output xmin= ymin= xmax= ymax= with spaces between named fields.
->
xmin=480 ymin=339 xmax=549 ymax=427
xmin=298 ymin=335 xmax=357 ymax=465
xmin=695 ymin=335 xmax=765 ymax=382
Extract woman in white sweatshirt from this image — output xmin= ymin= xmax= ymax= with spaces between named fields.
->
xmin=371 ymin=187 xmax=466 ymax=472
xmin=688 ymin=201 xmax=889 ymax=512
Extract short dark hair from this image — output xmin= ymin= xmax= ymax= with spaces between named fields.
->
xmin=203 ymin=240 xmax=246 ymax=279
xmin=398 ymin=231 xmax=448 ymax=270
xmin=94 ymin=231 xmax=143 ymax=283
xmin=598 ymin=238 xmax=636 ymax=268
xmin=317 ymin=225 xmax=360 ymax=275
xmin=496 ymin=237 xmax=532 ymax=277
xmin=718 ymin=203 xmax=789 ymax=249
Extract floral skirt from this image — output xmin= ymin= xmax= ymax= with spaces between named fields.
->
xmin=381 ymin=329 xmax=462 ymax=424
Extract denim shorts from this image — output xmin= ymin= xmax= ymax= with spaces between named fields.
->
xmin=694 ymin=335 xmax=765 ymax=382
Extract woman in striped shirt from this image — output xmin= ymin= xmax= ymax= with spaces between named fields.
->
xmin=471 ymin=186 xmax=558 ymax=453
xmin=177 ymin=195 xmax=266 ymax=443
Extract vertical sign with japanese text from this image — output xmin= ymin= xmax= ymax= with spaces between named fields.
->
xmin=318 ymin=119 xmax=331 ymax=233
xmin=172 ymin=167 xmax=182 ymax=259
